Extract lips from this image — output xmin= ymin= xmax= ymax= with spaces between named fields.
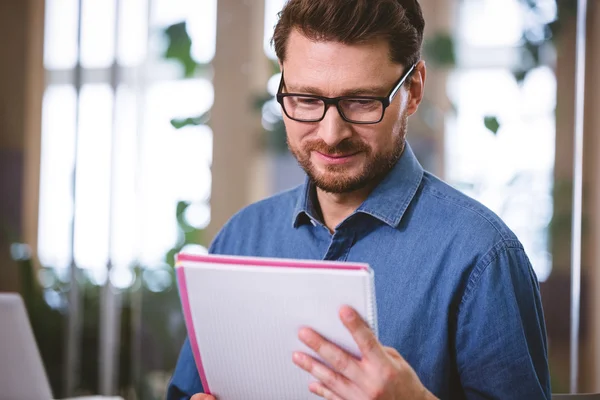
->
xmin=316 ymin=152 xmax=359 ymax=159
xmin=313 ymin=151 xmax=361 ymax=165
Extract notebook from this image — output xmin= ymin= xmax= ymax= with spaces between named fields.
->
xmin=175 ymin=253 xmax=378 ymax=400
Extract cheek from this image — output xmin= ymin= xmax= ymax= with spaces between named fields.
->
xmin=353 ymin=127 xmax=384 ymax=152
xmin=354 ymin=116 xmax=400 ymax=151
xmin=284 ymin=119 xmax=317 ymax=145
xmin=382 ymin=103 xmax=406 ymax=138
xmin=386 ymin=100 xmax=405 ymax=122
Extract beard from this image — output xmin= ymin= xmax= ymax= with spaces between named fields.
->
xmin=288 ymin=112 xmax=408 ymax=194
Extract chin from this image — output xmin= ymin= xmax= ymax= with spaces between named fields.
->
xmin=314 ymin=160 xmax=363 ymax=174
xmin=314 ymin=179 xmax=371 ymax=194
xmin=310 ymin=170 xmax=370 ymax=194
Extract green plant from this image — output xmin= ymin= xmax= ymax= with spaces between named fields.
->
xmin=483 ymin=116 xmax=501 ymax=135
xmin=162 ymin=20 xmax=290 ymax=154
xmin=423 ymin=33 xmax=456 ymax=68
xmin=162 ymin=21 xmax=212 ymax=131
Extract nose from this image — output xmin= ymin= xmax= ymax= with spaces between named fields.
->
xmin=318 ymin=104 xmax=353 ymax=147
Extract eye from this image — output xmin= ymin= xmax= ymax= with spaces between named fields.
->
xmin=344 ymin=99 xmax=380 ymax=109
xmin=353 ymin=99 xmax=376 ymax=105
xmin=297 ymin=97 xmax=321 ymax=105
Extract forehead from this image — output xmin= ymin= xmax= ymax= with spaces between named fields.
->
xmin=282 ymin=29 xmax=402 ymax=93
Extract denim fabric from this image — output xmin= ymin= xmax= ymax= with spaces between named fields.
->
xmin=167 ymin=143 xmax=551 ymax=400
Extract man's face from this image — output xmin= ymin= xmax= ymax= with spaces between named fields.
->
xmin=280 ymin=29 xmax=417 ymax=194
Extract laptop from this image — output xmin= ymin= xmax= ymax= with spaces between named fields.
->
xmin=0 ymin=292 xmax=54 ymax=400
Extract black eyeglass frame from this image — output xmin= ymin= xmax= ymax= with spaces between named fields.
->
xmin=275 ymin=63 xmax=417 ymax=125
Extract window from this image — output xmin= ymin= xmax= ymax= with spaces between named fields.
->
xmin=39 ymin=0 xmax=217 ymax=285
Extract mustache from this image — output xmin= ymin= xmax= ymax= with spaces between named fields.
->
xmin=304 ymin=138 xmax=370 ymax=156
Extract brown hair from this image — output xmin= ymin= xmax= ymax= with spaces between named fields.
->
xmin=272 ymin=0 xmax=425 ymax=68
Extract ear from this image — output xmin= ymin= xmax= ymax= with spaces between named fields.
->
xmin=406 ymin=60 xmax=426 ymax=117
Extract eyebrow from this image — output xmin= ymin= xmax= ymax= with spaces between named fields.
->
xmin=285 ymin=83 xmax=389 ymax=97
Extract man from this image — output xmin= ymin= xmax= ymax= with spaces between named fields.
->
xmin=167 ymin=0 xmax=551 ymax=399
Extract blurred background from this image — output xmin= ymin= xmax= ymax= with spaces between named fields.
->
xmin=0 ymin=0 xmax=598 ymax=398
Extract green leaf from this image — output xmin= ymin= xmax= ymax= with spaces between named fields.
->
xmin=423 ymin=33 xmax=456 ymax=68
xmin=164 ymin=21 xmax=198 ymax=77
xmin=170 ymin=112 xmax=210 ymax=129
xmin=176 ymin=201 xmax=189 ymax=218
xmin=513 ymin=69 xmax=528 ymax=84
xmin=484 ymin=116 xmax=501 ymax=135
xmin=165 ymin=248 xmax=178 ymax=268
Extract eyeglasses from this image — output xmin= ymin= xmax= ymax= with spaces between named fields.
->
xmin=276 ymin=63 xmax=416 ymax=125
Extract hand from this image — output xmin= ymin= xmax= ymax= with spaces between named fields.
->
xmin=292 ymin=305 xmax=438 ymax=400
xmin=191 ymin=394 xmax=216 ymax=400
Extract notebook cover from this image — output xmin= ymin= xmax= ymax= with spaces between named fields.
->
xmin=176 ymin=253 xmax=376 ymax=399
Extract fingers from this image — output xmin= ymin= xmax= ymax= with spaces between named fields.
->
xmin=383 ymin=345 xmax=405 ymax=361
xmin=191 ymin=394 xmax=216 ymax=400
xmin=292 ymin=352 xmax=362 ymax=400
xmin=309 ymin=381 xmax=345 ymax=400
xmin=339 ymin=305 xmax=385 ymax=362
xmin=294 ymin=307 xmax=393 ymax=399
xmin=297 ymin=327 xmax=365 ymax=384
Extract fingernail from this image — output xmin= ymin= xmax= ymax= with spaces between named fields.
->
xmin=342 ymin=307 xmax=355 ymax=321
xmin=298 ymin=327 xmax=311 ymax=341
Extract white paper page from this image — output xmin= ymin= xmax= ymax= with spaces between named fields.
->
xmin=181 ymin=262 xmax=376 ymax=400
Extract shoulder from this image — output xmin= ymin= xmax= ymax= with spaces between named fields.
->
xmin=416 ymin=172 xmax=541 ymax=289
xmin=417 ymin=171 xmax=521 ymax=246
xmin=411 ymin=172 xmax=534 ymax=279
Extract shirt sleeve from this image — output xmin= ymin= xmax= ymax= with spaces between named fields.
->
xmin=166 ymin=337 xmax=204 ymax=400
xmin=455 ymin=241 xmax=551 ymax=399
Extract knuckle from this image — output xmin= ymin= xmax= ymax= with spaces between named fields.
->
xmin=383 ymin=346 xmax=400 ymax=358
xmin=313 ymin=340 xmax=325 ymax=354
xmin=364 ymin=366 xmax=397 ymax=399
xmin=381 ymin=365 xmax=397 ymax=381
xmin=331 ymin=350 xmax=350 ymax=372
xmin=320 ymin=368 xmax=338 ymax=386
xmin=363 ymin=336 xmax=379 ymax=353
xmin=325 ymin=369 xmax=339 ymax=385
xmin=366 ymin=385 xmax=386 ymax=400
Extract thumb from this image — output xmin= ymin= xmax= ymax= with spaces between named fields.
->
xmin=191 ymin=394 xmax=216 ymax=400
xmin=383 ymin=345 xmax=403 ymax=360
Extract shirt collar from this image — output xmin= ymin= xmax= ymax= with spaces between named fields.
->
xmin=292 ymin=142 xmax=424 ymax=228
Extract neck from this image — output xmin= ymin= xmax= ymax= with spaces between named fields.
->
xmin=314 ymin=142 xmax=407 ymax=232
xmin=316 ymin=182 xmax=376 ymax=233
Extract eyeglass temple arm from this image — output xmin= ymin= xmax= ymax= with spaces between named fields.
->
xmin=388 ymin=63 xmax=417 ymax=102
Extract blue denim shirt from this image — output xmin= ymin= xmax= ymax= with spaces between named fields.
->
xmin=167 ymin=144 xmax=551 ymax=400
